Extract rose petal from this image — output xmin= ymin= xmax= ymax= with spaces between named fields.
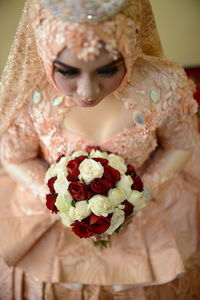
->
xmin=72 ymin=220 xmax=93 ymax=238
xmin=46 ymin=194 xmax=58 ymax=213
xmin=132 ymin=176 xmax=144 ymax=192
xmin=85 ymin=145 xmax=102 ymax=152
xmin=47 ymin=177 xmax=57 ymax=193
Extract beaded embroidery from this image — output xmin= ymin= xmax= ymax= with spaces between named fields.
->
xmin=38 ymin=0 xmax=128 ymax=23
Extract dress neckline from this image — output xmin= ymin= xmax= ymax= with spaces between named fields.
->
xmin=61 ymin=125 xmax=135 ymax=146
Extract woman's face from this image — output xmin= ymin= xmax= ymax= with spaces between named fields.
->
xmin=53 ymin=47 xmax=126 ymax=107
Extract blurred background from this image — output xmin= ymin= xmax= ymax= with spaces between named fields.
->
xmin=0 ymin=0 xmax=200 ymax=74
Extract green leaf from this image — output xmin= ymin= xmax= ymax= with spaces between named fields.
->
xmin=93 ymin=240 xmax=111 ymax=249
xmin=71 ymin=199 xmax=76 ymax=207
xmin=115 ymin=225 xmax=122 ymax=233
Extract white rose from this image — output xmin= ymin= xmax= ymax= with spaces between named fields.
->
xmin=54 ymin=175 xmax=69 ymax=195
xmin=59 ymin=212 xmax=74 ymax=227
xmin=116 ymin=175 xmax=133 ymax=197
xmin=108 ymin=187 xmax=127 ymax=206
xmin=55 ymin=156 xmax=70 ymax=177
xmin=74 ymin=201 xmax=91 ymax=220
xmin=108 ymin=154 xmax=127 ymax=174
xmin=118 ymin=204 xmax=125 ymax=210
xmin=71 ymin=151 xmax=88 ymax=158
xmin=44 ymin=157 xmax=69 ymax=183
xmin=55 ymin=192 xmax=72 ymax=213
xmin=44 ymin=164 xmax=58 ymax=183
xmin=68 ymin=206 xmax=77 ymax=221
xmin=78 ymin=159 xmax=104 ymax=184
xmin=105 ymin=208 xmax=125 ymax=235
xmin=127 ymin=190 xmax=146 ymax=211
xmin=57 ymin=156 xmax=70 ymax=168
xmin=89 ymin=150 xmax=108 ymax=159
xmin=88 ymin=195 xmax=113 ymax=217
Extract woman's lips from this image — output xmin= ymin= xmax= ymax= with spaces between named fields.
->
xmin=79 ymin=99 xmax=98 ymax=106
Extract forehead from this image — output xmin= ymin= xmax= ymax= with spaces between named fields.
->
xmin=56 ymin=47 xmax=121 ymax=70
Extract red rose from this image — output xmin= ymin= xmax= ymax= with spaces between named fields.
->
xmin=93 ymin=157 xmax=108 ymax=165
xmin=67 ymin=168 xmax=80 ymax=181
xmin=72 ymin=220 xmax=93 ymax=238
xmin=67 ymin=155 xmax=86 ymax=172
xmin=47 ymin=177 xmax=57 ymax=193
xmin=126 ymin=164 xmax=136 ymax=177
xmin=56 ymin=154 xmax=65 ymax=163
xmin=85 ymin=145 xmax=102 ymax=152
xmin=67 ymin=156 xmax=86 ymax=181
xmin=123 ymin=200 xmax=134 ymax=218
xmin=69 ymin=182 xmax=92 ymax=200
xmin=75 ymin=155 xmax=87 ymax=164
xmin=90 ymin=178 xmax=112 ymax=196
xmin=131 ymin=176 xmax=144 ymax=192
xmin=103 ymin=165 xmax=121 ymax=186
xmin=46 ymin=194 xmax=58 ymax=213
xmin=90 ymin=213 xmax=111 ymax=234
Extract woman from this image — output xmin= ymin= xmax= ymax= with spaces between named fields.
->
xmin=0 ymin=0 xmax=200 ymax=298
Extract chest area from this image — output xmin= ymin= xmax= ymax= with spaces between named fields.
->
xmin=31 ymin=99 xmax=159 ymax=168
xmin=61 ymin=97 xmax=134 ymax=143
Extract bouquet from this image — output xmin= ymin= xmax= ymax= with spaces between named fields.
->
xmin=45 ymin=146 xmax=148 ymax=247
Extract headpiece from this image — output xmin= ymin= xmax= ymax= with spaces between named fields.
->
xmin=38 ymin=0 xmax=129 ymax=23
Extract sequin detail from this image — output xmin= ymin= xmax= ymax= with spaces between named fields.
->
xmin=135 ymin=113 xmax=145 ymax=125
xmin=129 ymin=104 xmax=136 ymax=110
xmin=39 ymin=0 xmax=128 ymax=23
xmin=150 ymin=89 xmax=160 ymax=103
xmin=52 ymin=96 xmax=65 ymax=106
xmin=32 ymin=91 xmax=43 ymax=104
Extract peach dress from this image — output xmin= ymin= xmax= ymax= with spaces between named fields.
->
xmin=0 ymin=55 xmax=200 ymax=299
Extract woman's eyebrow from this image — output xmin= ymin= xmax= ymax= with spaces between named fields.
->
xmin=53 ymin=60 xmax=78 ymax=69
xmin=97 ymin=57 xmax=123 ymax=69
xmin=53 ymin=57 xmax=123 ymax=70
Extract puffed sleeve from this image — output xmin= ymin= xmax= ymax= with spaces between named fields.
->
xmin=157 ymin=65 xmax=198 ymax=150
xmin=0 ymin=104 xmax=40 ymax=165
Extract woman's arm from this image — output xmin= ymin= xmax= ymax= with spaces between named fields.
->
xmin=142 ymin=65 xmax=198 ymax=198
xmin=142 ymin=148 xmax=193 ymax=197
xmin=4 ymin=159 xmax=48 ymax=202
xmin=0 ymin=104 xmax=48 ymax=201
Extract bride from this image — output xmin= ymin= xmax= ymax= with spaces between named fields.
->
xmin=0 ymin=0 xmax=200 ymax=298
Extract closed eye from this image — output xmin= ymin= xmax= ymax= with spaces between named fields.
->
xmin=97 ymin=66 xmax=119 ymax=77
xmin=56 ymin=68 xmax=80 ymax=78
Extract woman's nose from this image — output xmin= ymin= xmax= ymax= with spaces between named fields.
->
xmin=77 ymin=74 xmax=100 ymax=99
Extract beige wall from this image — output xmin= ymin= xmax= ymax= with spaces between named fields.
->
xmin=151 ymin=0 xmax=200 ymax=67
xmin=0 ymin=0 xmax=200 ymax=74
xmin=0 ymin=0 xmax=25 ymax=74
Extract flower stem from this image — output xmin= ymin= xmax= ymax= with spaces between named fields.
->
xmin=93 ymin=239 xmax=111 ymax=249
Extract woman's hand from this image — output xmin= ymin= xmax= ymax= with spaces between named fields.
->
xmin=142 ymin=149 xmax=193 ymax=198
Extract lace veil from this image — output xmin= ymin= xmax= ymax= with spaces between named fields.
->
xmin=0 ymin=0 xmax=163 ymax=134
